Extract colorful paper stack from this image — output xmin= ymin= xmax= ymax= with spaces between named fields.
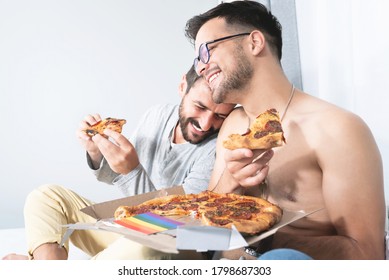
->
xmin=115 ymin=212 xmax=185 ymax=234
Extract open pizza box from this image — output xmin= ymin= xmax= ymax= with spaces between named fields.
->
xmin=62 ymin=186 xmax=320 ymax=254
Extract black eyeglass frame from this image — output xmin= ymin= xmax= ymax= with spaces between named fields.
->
xmin=193 ymin=32 xmax=251 ymax=74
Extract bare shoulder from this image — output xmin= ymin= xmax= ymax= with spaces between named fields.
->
xmin=294 ymin=93 xmax=375 ymax=147
xmin=293 ymin=93 xmax=382 ymax=173
xmin=219 ymin=106 xmax=249 ymax=137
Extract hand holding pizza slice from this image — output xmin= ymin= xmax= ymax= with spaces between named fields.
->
xmin=223 ymin=108 xmax=285 ymax=150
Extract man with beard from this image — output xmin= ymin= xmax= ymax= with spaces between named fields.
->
xmin=186 ymin=0 xmax=386 ymax=259
xmin=3 ymin=65 xmax=235 ymax=260
xmin=83 ymin=66 xmax=235 ymax=197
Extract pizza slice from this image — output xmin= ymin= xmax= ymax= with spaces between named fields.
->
xmin=223 ymin=108 xmax=285 ymax=150
xmin=84 ymin=117 xmax=126 ymax=137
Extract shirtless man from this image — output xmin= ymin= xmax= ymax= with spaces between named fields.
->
xmin=186 ymin=0 xmax=386 ymax=259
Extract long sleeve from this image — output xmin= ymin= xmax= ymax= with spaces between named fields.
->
xmin=86 ymin=154 xmax=157 ymax=196
xmin=86 ymin=154 xmax=118 ymax=185
xmin=112 ymin=164 xmax=156 ymax=196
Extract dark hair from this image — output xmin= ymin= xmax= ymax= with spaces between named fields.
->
xmin=185 ymin=65 xmax=202 ymax=94
xmin=185 ymin=0 xmax=283 ymax=60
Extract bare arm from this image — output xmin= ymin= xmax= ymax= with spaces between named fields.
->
xmin=208 ymin=109 xmax=245 ymax=193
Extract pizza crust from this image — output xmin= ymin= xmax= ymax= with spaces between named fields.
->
xmin=223 ymin=132 xmax=285 ymax=150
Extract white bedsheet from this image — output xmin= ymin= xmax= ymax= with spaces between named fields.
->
xmin=0 ymin=228 xmax=90 ymax=260
xmin=2 ymin=228 xmax=387 ymax=260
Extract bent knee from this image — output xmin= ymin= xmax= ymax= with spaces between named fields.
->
xmin=24 ymin=184 xmax=66 ymax=209
xmin=37 ymin=184 xmax=67 ymax=194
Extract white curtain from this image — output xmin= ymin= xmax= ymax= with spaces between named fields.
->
xmin=296 ymin=0 xmax=389 ymax=203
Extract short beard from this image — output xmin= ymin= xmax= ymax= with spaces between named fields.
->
xmin=213 ymin=45 xmax=253 ymax=104
xmin=178 ymin=102 xmax=217 ymax=144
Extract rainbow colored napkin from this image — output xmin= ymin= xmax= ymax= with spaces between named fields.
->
xmin=115 ymin=212 xmax=185 ymax=234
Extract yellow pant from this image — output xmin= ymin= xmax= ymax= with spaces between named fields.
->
xmin=24 ymin=184 xmax=205 ymax=260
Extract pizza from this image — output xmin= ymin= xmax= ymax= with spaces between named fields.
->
xmin=114 ymin=191 xmax=282 ymax=235
xmin=84 ymin=117 xmax=126 ymax=137
xmin=223 ymin=108 xmax=285 ymax=150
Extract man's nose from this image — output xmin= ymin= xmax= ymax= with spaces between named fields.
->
xmin=196 ymin=60 xmax=208 ymax=76
xmin=199 ymin=113 xmax=213 ymax=132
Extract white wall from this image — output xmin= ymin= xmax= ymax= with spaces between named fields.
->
xmin=0 ymin=0 xmax=218 ymax=229
xmin=295 ymin=0 xmax=389 ymax=209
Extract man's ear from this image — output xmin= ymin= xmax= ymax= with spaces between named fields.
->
xmin=178 ymin=74 xmax=188 ymax=98
xmin=249 ymin=30 xmax=266 ymax=56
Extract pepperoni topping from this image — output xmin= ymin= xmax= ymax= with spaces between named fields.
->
xmin=268 ymin=108 xmax=278 ymax=114
xmin=192 ymin=196 xmax=209 ymax=202
xmin=253 ymin=121 xmax=282 ymax=139
xmin=170 ymin=197 xmax=182 ymax=203
xmin=209 ymin=218 xmax=232 ymax=226
xmin=204 ymin=202 xmax=218 ymax=207
xmin=214 ymin=197 xmax=234 ymax=204
xmin=235 ymin=200 xmax=256 ymax=207
xmin=158 ymin=203 xmax=176 ymax=211
xmin=254 ymin=131 xmax=269 ymax=139
xmin=264 ymin=120 xmax=282 ymax=132
xmin=181 ymin=203 xmax=199 ymax=211
xmin=231 ymin=211 xmax=252 ymax=219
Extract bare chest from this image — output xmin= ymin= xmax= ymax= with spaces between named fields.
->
xmin=263 ymin=129 xmax=333 ymax=232
xmin=267 ymin=141 xmax=321 ymax=209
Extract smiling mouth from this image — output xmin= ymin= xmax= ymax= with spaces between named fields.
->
xmin=208 ymin=72 xmax=220 ymax=84
xmin=191 ymin=122 xmax=204 ymax=133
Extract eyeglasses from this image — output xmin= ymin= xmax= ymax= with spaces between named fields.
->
xmin=193 ymin=32 xmax=250 ymax=75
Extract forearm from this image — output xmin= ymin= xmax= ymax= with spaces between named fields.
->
xmin=271 ymin=231 xmax=379 ymax=260
xmin=212 ymin=169 xmax=242 ymax=194
xmin=87 ymin=150 xmax=157 ymax=196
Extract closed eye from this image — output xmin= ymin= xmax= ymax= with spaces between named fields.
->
xmin=215 ymin=114 xmax=227 ymax=120
xmin=195 ymin=105 xmax=206 ymax=111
